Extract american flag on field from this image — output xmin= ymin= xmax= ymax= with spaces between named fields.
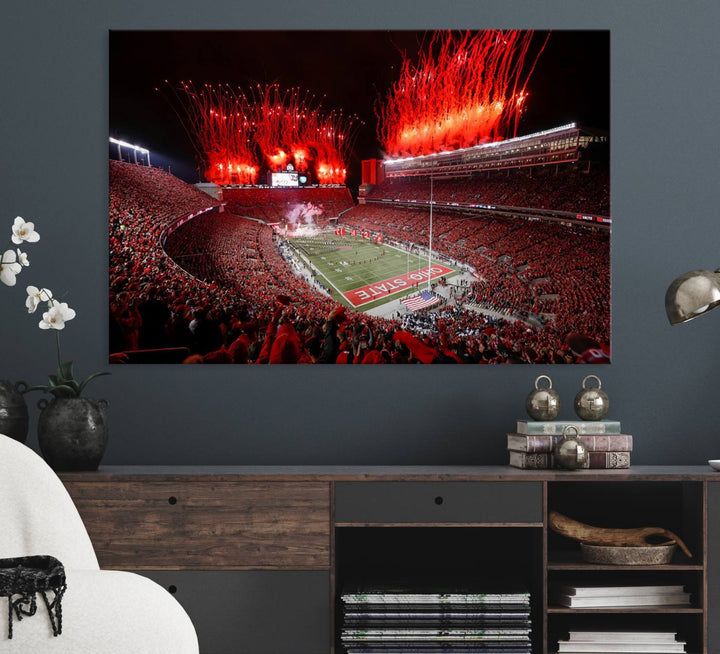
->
xmin=401 ymin=290 xmax=441 ymax=312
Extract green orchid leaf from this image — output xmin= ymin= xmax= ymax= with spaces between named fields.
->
xmin=48 ymin=384 xmax=78 ymax=398
xmin=48 ymin=375 xmax=58 ymax=387
xmin=77 ymin=371 xmax=111 ymax=396
xmin=58 ymin=361 xmax=74 ymax=383
xmin=25 ymin=384 xmax=51 ymax=394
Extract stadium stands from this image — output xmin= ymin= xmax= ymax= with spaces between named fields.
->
xmin=366 ymin=164 xmax=609 ymax=216
xmin=223 ymin=186 xmax=354 ymax=222
xmin=109 ymin=157 xmax=610 ymax=364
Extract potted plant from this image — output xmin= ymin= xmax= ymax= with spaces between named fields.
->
xmin=2 ymin=216 xmax=109 ymax=470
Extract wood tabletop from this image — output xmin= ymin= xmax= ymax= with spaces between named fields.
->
xmin=58 ymin=464 xmax=720 ymax=482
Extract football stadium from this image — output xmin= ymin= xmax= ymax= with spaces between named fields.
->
xmin=109 ymin=30 xmax=609 ymax=364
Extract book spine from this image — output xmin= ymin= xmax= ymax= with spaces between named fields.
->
xmin=581 ymin=451 xmax=631 ymax=469
xmin=550 ymin=451 xmax=630 ymax=469
xmin=510 ymin=451 xmax=630 ymax=469
xmin=517 ymin=420 xmax=621 ymax=435
xmin=509 ymin=451 xmax=550 ymax=469
xmin=508 ymin=434 xmax=632 ymax=453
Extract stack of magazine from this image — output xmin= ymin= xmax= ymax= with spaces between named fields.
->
xmin=340 ymin=586 xmax=532 ymax=653
xmin=551 ymin=584 xmax=691 ymax=609
xmin=556 ymin=630 xmax=687 ymax=653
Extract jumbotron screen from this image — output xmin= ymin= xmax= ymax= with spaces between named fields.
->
xmin=270 ymin=171 xmax=299 ymax=187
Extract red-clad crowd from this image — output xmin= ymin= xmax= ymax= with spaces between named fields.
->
xmin=109 ymin=159 xmax=610 ymax=364
xmin=341 ymin=203 xmax=610 ymax=348
xmin=369 ymin=164 xmax=610 ymax=216
xmin=223 ymin=186 xmax=353 ymax=222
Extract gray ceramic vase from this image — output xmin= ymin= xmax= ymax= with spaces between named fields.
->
xmin=37 ymin=397 xmax=109 ymax=471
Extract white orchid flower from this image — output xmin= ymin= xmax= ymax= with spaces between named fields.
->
xmin=39 ymin=301 xmax=76 ymax=330
xmin=11 ymin=216 xmax=40 ymax=245
xmin=16 ymin=249 xmax=29 ymax=266
xmin=26 ymin=285 xmax=53 ymax=313
xmin=0 ymin=249 xmax=22 ymax=286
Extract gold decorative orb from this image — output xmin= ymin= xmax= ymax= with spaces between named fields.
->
xmin=525 ymin=375 xmax=561 ymax=421
xmin=574 ymin=375 xmax=609 ymax=421
xmin=554 ymin=426 xmax=589 ymax=470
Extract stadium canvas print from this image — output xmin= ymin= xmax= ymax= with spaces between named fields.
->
xmin=109 ymin=30 xmax=610 ymax=365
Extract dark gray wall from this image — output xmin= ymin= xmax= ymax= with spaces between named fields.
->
xmin=1 ymin=1 xmax=719 ymax=465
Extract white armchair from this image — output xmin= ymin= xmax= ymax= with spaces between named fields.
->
xmin=0 ymin=434 xmax=199 ymax=653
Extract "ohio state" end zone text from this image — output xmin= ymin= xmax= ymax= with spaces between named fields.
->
xmin=344 ymin=265 xmax=454 ymax=307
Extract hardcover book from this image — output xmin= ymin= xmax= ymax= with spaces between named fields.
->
xmin=507 ymin=433 xmax=632 ymax=453
xmin=508 ymin=451 xmax=630 ymax=469
xmin=556 ymin=585 xmax=684 ymax=597
xmin=516 ymin=420 xmax=621 ymax=435
xmin=553 ymin=592 xmax=690 ymax=608
xmin=557 ymin=644 xmax=684 ymax=653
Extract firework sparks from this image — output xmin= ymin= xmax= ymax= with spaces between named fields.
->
xmin=163 ymin=82 xmax=362 ymax=185
xmin=377 ymin=30 xmax=548 ymax=157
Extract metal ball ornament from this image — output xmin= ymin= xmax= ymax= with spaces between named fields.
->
xmin=554 ymin=426 xmax=589 ymax=470
xmin=574 ymin=375 xmax=609 ymax=421
xmin=525 ymin=375 xmax=561 ymax=421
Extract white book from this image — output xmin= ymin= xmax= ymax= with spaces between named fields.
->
xmin=568 ymin=631 xmax=679 ymax=642
xmin=555 ymin=593 xmax=690 ymax=608
xmin=557 ymin=585 xmax=685 ymax=597
xmin=558 ymin=643 xmax=685 ymax=653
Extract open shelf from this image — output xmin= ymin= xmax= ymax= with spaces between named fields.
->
xmin=335 ymin=526 xmax=543 ymax=654
xmin=547 ymin=550 xmax=702 ymax=571
xmin=548 ymin=606 xmax=704 ymax=614
xmin=545 ymin=480 xmax=706 ymax=654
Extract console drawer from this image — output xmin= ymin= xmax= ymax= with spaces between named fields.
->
xmin=137 ymin=570 xmax=330 ymax=654
xmin=334 ymin=481 xmax=542 ymax=524
xmin=65 ymin=480 xmax=331 ymax=569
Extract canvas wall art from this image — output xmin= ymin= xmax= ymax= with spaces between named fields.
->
xmin=109 ymin=30 xmax=609 ymax=364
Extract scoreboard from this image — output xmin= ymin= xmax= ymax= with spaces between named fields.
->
xmin=269 ymin=170 xmax=299 ymax=187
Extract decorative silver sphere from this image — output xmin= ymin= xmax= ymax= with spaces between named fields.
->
xmin=554 ymin=426 xmax=589 ymax=470
xmin=525 ymin=375 xmax=561 ymax=421
xmin=574 ymin=375 xmax=609 ymax=421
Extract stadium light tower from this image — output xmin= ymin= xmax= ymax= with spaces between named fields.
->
xmin=109 ymin=137 xmax=151 ymax=166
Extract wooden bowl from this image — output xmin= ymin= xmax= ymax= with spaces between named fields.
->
xmin=580 ymin=542 xmax=677 ymax=565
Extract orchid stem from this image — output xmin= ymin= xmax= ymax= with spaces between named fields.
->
xmin=56 ymin=329 xmax=62 ymax=370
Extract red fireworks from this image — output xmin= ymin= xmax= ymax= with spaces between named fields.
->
xmin=377 ymin=30 xmax=549 ymax=157
xmin=164 ymin=82 xmax=361 ymax=185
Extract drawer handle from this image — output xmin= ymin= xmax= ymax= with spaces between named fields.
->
xmin=168 ymin=496 xmax=178 ymax=505
xmin=168 ymin=585 xmax=177 ymax=594
xmin=434 ymin=496 xmax=444 ymax=505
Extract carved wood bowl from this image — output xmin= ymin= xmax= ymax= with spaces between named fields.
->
xmin=580 ymin=542 xmax=677 ymax=565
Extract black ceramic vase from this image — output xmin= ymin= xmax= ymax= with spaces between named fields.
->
xmin=0 ymin=380 xmax=29 ymax=443
xmin=37 ymin=397 xmax=109 ymax=471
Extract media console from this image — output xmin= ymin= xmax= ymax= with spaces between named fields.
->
xmin=60 ymin=466 xmax=720 ymax=654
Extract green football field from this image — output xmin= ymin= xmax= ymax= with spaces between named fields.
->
xmin=288 ymin=232 xmax=460 ymax=311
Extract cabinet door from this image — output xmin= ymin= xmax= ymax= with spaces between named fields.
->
xmin=138 ymin=570 xmax=330 ymax=654
xmin=708 ymin=483 xmax=720 ymax=653
xmin=65 ymin=480 xmax=331 ymax=569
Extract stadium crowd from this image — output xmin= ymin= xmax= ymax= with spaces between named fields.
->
xmin=223 ymin=186 xmax=353 ymax=222
xmin=109 ymin=159 xmax=610 ymax=364
xmin=369 ymin=164 xmax=609 ymax=216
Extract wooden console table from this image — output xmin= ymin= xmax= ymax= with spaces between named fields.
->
xmin=60 ymin=466 xmax=720 ymax=654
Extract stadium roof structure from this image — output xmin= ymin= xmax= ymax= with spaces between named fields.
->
xmin=383 ymin=123 xmax=607 ymax=178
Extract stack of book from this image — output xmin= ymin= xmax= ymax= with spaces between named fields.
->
xmin=557 ymin=630 xmax=687 ymax=653
xmin=551 ymin=584 xmax=691 ymax=609
xmin=507 ymin=419 xmax=632 ymax=469
xmin=340 ymin=587 xmax=532 ymax=653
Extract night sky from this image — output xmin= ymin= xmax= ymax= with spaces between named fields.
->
xmin=110 ymin=30 xmax=609 ymax=187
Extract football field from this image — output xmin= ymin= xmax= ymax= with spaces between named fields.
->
xmin=289 ymin=232 xmax=460 ymax=311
